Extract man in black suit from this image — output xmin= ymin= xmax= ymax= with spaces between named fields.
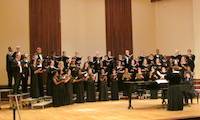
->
xmin=186 ymin=49 xmax=195 ymax=72
xmin=12 ymin=46 xmax=21 ymax=59
xmin=124 ymin=50 xmax=132 ymax=68
xmin=12 ymin=52 xmax=23 ymax=94
xmin=34 ymin=47 xmax=43 ymax=61
xmin=154 ymin=49 xmax=164 ymax=62
xmin=21 ymin=54 xmax=30 ymax=93
xmin=6 ymin=46 xmax=14 ymax=88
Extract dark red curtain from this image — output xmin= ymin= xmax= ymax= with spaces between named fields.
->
xmin=29 ymin=0 xmax=61 ymax=56
xmin=105 ymin=0 xmax=133 ymax=56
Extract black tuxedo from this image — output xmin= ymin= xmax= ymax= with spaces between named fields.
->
xmin=21 ymin=60 xmax=30 ymax=93
xmin=186 ymin=54 xmax=195 ymax=72
xmin=124 ymin=55 xmax=132 ymax=68
xmin=12 ymin=59 xmax=23 ymax=93
xmin=6 ymin=53 xmax=13 ymax=87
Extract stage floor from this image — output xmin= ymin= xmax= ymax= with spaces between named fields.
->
xmin=0 ymin=99 xmax=200 ymax=120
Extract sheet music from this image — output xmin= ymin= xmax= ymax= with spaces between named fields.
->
xmin=155 ymin=79 xmax=168 ymax=84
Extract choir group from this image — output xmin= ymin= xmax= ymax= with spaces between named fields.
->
xmin=6 ymin=46 xmax=195 ymax=107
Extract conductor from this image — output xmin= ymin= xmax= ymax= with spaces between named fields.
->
xmin=165 ymin=68 xmax=184 ymax=111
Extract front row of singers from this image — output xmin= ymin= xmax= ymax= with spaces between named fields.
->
xmin=50 ymin=63 xmax=120 ymax=107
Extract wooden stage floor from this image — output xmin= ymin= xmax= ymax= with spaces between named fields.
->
xmin=0 ymin=99 xmax=200 ymax=120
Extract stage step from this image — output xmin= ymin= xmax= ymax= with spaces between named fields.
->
xmin=21 ymin=96 xmax=52 ymax=109
xmin=31 ymin=100 xmax=52 ymax=109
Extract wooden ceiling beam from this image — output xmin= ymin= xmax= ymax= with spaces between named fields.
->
xmin=151 ymin=0 xmax=162 ymax=2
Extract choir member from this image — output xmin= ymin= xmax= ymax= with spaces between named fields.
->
xmin=58 ymin=61 xmax=73 ymax=105
xmin=124 ymin=50 xmax=132 ymax=68
xmin=116 ymin=60 xmax=124 ymax=91
xmin=118 ymin=54 xmax=125 ymax=66
xmin=61 ymin=51 xmax=69 ymax=69
xmin=52 ymin=70 xmax=67 ymax=107
xmin=186 ymin=49 xmax=195 ymax=72
xmin=12 ymin=52 xmax=23 ymax=94
xmin=157 ymin=66 xmax=168 ymax=79
xmin=135 ymin=67 xmax=147 ymax=99
xmin=148 ymin=54 xmax=155 ymax=67
xmin=129 ymin=59 xmax=138 ymax=81
xmin=135 ymin=68 xmax=146 ymax=81
xmin=141 ymin=58 xmax=149 ymax=72
xmin=12 ymin=46 xmax=21 ymax=59
xmin=73 ymin=70 xmax=85 ymax=103
xmin=138 ymin=54 xmax=145 ymax=67
xmin=155 ymin=58 xmax=162 ymax=71
xmin=21 ymin=54 xmax=30 ymax=93
xmin=6 ymin=46 xmax=14 ymax=88
xmin=46 ymin=60 xmax=57 ymax=96
xmin=122 ymin=68 xmax=132 ymax=81
xmin=168 ymin=57 xmax=174 ymax=68
xmin=85 ymin=68 xmax=96 ymax=102
xmin=30 ymin=58 xmax=40 ymax=98
xmin=69 ymin=58 xmax=79 ymax=77
xmin=36 ymin=59 xmax=45 ymax=97
xmin=174 ymin=49 xmax=182 ymax=62
xmin=110 ymin=69 xmax=119 ymax=100
xmin=180 ymin=56 xmax=188 ymax=71
xmin=93 ymin=51 xmax=102 ymax=73
xmin=34 ymin=47 xmax=43 ymax=61
xmin=154 ymin=49 xmax=163 ymax=61
xmin=173 ymin=59 xmax=184 ymax=77
xmin=182 ymin=72 xmax=195 ymax=104
xmin=107 ymin=51 xmax=116 ymax=74
xmin=99 ymin=69 xmax=108 ymax=101
xmin=122 ymin=68 xmax=131 ymax=96
xmin=82 ymin=62 xmax=90 ymax=73
xmin=102 ymin=55 xmax=109 ymax=72
xmin=161 ymin=56 xmax=169 ymax=67
xmin=87 ymin=56 xmax=94 ymax=69
xmin=149 ymin=67 xmax=159 ymax=80
xmin=148 ymin=67 xmax=159 ymax=99
xmin=74 ymin=51 xmax=82 ymax=68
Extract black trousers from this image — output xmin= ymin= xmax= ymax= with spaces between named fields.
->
xmin=38 ymin=75 xmax=44 ymax=97
xmin=167 ymin=85 xmax=183 ymax=111
xmin=22 ymin=74 xmax=28 ymax=93
xmin=13 ymin=73 xmax=22 ymax=94
xmin=7 ymin=70 xmax=13 ymax=88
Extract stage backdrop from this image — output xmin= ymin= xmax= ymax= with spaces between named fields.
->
xmin=29 ymin=0 xmax=61 ymax=56
xmin=105 ymin=0 xmax=133 ymax=56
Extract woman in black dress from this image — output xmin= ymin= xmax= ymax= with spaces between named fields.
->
xmin=30 ymin=59 xmax=40 ymax=98
xmin=85 ymin=68 xmax=96 ymax=102
xmin=182 ymin=72 xmax=194 ymax=104
xmin=116 ymin=60 xmax=124 ymax=91
xmin=52 ymin=70 xmax=67 ymax=107
xmin=58 ymin=61 xmax=74 ymax=105
xmin=148 ymin=66 xmax=159 ymax=99
xmin=99 ymin=69 xmax=108 ymax=101
xmin=110 ymin=69 xmax=119 ymax=100
xmin=122 ymin=68 xmax=131 ymax=96
xmin=46 ymin=60 xmax=57 ymax=96
xmin=135 ymin=67 xmax=146 ymax=99
xmin=73 ymin=70 xmax=85 ymax=103
xmin=129 ymin=59 xmax=138 ymax=81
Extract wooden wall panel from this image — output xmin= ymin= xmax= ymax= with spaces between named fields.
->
xmin=29 ymin=0 xmax=61 ymax=56
xmin=105 ymin=0 xmax=133 ymax=56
